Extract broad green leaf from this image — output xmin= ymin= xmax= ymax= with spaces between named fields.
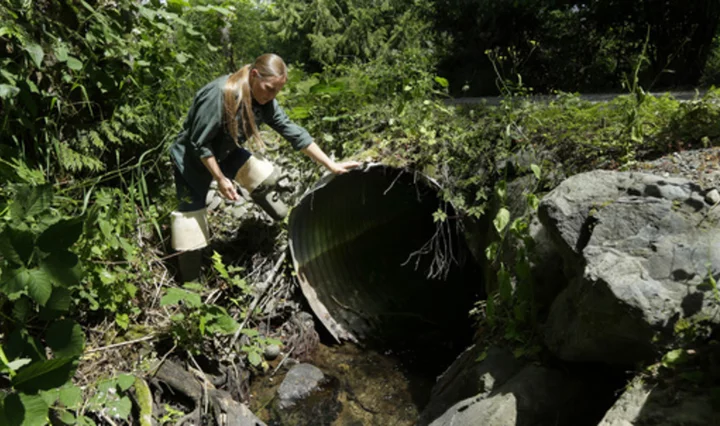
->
xmin=530 ymin=164 xmax=541 ymax=180
xmin=434 ymin=76 xmax=449 ymax=88
xmin=106 ymin=396 xmax=132 ymax=420
xmin=493 ymin=208 xmax=510 ymax=234
xmin=40 ymin=388 xmax=59 ymax=406
xmin=59 ymin=385 xmax=83 ymax=408
xmin=44 ymin=287 xmax=72 ymax=313
xmin=4 ymin=392 xmax=49 ymax=426
xmin=66 ymin=57 xmax=82 ymax=71
xmin=76 ymin=414 xmax=96 ymax=426
xmin=0 ymin=227 xmax=34 ymax=266
xmin=182 ymin=282 xmax=204 ymax=291
xmin=160 ymin=287 xmax=201 ymax=308
xmin=26 ymin=269 xmax=53 ymax=306
xmin=248 ymin=351 xmax=262 ymax=367
xmin=117 ymin=374 xmax=135 ymax=391
xmin=1 ymin=268 xmax=32 ymax=299
xmin=37 ymin=218 xmax=83 ymax=252
xmin=1 ymin=68 xmax=17 ymax=84
xmin=6 ymin=357 xmax=32 ymax=371
xmin=115 ymin=313 xmax=129 ymax=330
xmin=25 ymin=78 xmax=39 ymax=94
xmin=46 ymin=320 xmax=85 ymax=358
xmin=25 ymin=44 xmax=44 ymax=68
xmin=11 ymin=184 xmax=52 ymax=218
xmin=40 ymin=250 xmax=82 ymax=288
xmin=241 ymin=328 xmax=259 ymax=337
xmin=54 ymin=44 xmax=69 ymax=62
xmin=12 ymin=357 xmax=77 ymax=392
xmin=4 ymin=328 xmax=47 ymax=363
xmin=0 ymin=84 xmax=20 ymax=99
xmin=59 ymin=411 xmax=76 ymax=424
xmin=175 ymin=53 xmax=188 ymax=64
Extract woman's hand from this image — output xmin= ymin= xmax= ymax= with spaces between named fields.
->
xmin=301 ymin=143 xmax=362 ymax=175
xmin=329 ymin=161 xmax=362 ymax=174
xmin=217 ymin=177 xmax=240 ymax=201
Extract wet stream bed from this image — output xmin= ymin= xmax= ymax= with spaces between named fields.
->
xmin=249 ymin=342 xmax=437 ymax=425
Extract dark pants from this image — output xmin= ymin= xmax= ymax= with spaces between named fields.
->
xmin=174 ymin=148 xmax=252 ymax=212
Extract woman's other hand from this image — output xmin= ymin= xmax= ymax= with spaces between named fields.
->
xmin=329 ymin=161 xmax=362 ymax=174
xmin=217 ymin=177 xmax=240 ymax=201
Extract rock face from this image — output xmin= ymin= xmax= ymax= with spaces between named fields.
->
xmin=599 ymin=379 xmax=720 ymax=426
xmin=539 ymin=171 xmax=720 ymax=364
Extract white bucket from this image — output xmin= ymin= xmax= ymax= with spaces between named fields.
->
xmin=234 ymin=155 xmax=274 ymax=193
xmin=171 ymin=208 xmax=209 ymax=251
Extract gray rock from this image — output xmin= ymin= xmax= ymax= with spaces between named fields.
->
xmin=599 ymin=379 xmax=720 ymax=426
xmin=208 ymin=195 xmax=223 ymax=211
xmin=206 ymin=189 xmax=218 ymax=206
xmin=264 ymin=344 xmax=281 ymax=360
xmin=539 ymin=171 xmax=720 ymax=364
xmin=426 ymin=365 xmax=589 ymax=426
xmin=231 ymin=205 xmax=248 ymax=219
xmin=277 ymin=363 xmax=324 ymax=409
xmin=209 ymin=389 xmax=267 ymax=426
xmin=418 ymin=345 xmax=523 ymax=425
xmin=705 ymin=189 xmax=720 ymax=205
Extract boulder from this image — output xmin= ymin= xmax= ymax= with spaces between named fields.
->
xmin=417 ymin=345 xmax=523 ymax=425
xmin=539 ymin=171 xmax=720 ymax=364
xmin=599 ymin=378 xmax=720 ymax=426
xmin=425 ymin=364 xmax=590 ymax=426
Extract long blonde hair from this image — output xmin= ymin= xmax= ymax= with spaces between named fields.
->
xmin=223 ymin=53 xmax=288 ymax=150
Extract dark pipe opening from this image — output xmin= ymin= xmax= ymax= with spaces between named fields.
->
xmin=289 ymin=165 xmax=482 ymax=374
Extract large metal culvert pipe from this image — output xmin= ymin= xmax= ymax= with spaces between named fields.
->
xmin=289 ymin=164 xmax=480 ymax=353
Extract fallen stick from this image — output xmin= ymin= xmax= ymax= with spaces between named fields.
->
xmin=84 ymin=334 xmax=156 ymax=354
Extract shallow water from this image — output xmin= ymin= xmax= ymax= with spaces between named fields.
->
xmin=249 ymin=342 xmax=437 ymax=425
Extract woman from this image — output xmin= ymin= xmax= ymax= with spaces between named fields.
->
xmin=169 ymin=53 xmax=359 ymax=256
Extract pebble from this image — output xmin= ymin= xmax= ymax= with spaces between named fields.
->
xmin=264 ymin=344 xmax=281 ymax=360
xmin=207 ymin=195 xmax=223 ymax=211
xmin=231 ymin=205 xmax=248 ymax=219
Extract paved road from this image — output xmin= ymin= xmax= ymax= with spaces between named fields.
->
xmin=445 ymin=90 xmax=710 ymax=106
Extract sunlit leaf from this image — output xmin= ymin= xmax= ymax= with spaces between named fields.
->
xmin=493 ymin=207 xmax=510 ymax=233
xmin=116 ymin=374 xmax=135 ymax=391
xmin=25 ymin=44 xmax=44 ymax=68
xmin=160 ymin=287 xmax=201 ymax=308
xmin=0 ymin=84 xmax=20 ymax=99
xmin=59 ymin=385 xmax=83 ymax=409
xmin=65 ymin=56 xmax=83 ymax=71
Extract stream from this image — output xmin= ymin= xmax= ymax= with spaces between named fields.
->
xmin=248 ymin=342 xmax=441 ymax=425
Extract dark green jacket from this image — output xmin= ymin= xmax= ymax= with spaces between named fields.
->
xmin=170 ymin=74 xmax=313 ymax=185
